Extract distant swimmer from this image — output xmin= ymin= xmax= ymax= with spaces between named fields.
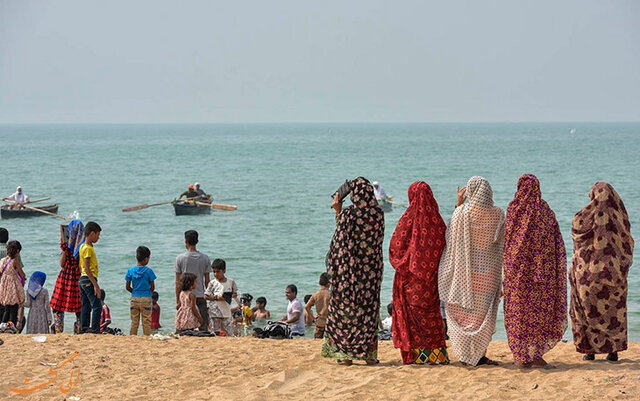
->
xmin=3 ymin=186 xmax=30 ymax=209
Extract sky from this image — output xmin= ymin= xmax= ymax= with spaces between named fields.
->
xmin=0 ymin=0 xmax=638 ymax=123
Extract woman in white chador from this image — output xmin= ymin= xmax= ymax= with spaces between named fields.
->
xmin=438 ymin=176 xmax=505 ymax=366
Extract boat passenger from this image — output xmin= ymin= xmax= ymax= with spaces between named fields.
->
xmin=3 ymin=186 xmax=30 ymax=209
xmin=179 ymin=185 xmax=199 ymax=199
xmin=373 ymin=181 xmax=387 ymax=199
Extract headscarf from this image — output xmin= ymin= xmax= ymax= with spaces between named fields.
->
xmin=390 ymin=181 xmax=447 ymax=352
xmin=28 ymin=271 xmax=47 ymax=300
xmin=68 ymin=220 xmax=85 ymax=258
xmin=503 ymin=174 xmax=567 ymax=364
xmin=569 ymin=182 xmax=634 ymax=354
xmin=438 ymin=176 xmax=504 ymax=365
xmin=325 ymin=177 xmax=385 ymax=359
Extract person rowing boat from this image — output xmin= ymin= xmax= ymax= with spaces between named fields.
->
xmin=3 ymin=186 xmax=30 ymax=209
xmin=178 ymin=183 xmax=211 ymax=202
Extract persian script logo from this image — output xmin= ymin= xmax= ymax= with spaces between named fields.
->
xmin=10 ymin=352 xmax=80 ymax=394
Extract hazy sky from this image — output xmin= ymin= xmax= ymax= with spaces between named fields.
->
xmin=1 ymin=1 xmax=638 ymax=123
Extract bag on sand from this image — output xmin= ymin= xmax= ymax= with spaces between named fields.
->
xmin=260 ymin=321 xmax=292 ymax=339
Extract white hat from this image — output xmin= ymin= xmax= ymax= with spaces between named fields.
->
xmin=373 ymin=181 xmax=379 ymax=186
xmin=194 ymin=182 xmax=200 ymax=187
xmin=17 ymin=186 xmax=22 ymax=191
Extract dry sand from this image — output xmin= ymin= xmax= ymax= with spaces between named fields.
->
xmin=0 ymin=334 xmax=638 ymax=400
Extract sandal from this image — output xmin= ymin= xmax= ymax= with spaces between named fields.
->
xmin=365 ymin=359 xmax=380 ymax=365
xmin=337 ymin=359 xmax=353 ymax=366
xmin=583 ymin=354 xmax=595 ymax=361
xmin=606 ymin=353 xmax=618 ymax=362
xmin=476 ymin=356 xmax=499 ymax=366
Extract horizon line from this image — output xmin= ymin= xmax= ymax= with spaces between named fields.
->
xmin=1 ymin=120 xmax=639 ymax=125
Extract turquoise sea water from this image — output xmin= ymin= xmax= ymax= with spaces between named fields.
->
xmin=0 ymin=123 xmax=638 ymax=340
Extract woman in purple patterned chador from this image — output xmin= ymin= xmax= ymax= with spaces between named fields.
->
xmin=322 ymin=177 xmax=384 ymax=365
xmin=503 ymin=174 xmax=567 ymax=368
xmin=570 ymin=182 xmax=634 ymax=362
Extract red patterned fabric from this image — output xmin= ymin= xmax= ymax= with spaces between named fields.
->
xmin=390 ymin=182 xmax=447 ymax=358
xmin=49 ymin=243 xmax=81 ymax=313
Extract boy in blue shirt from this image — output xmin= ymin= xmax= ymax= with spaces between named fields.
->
xmin=125 ymin=246 xmax=156 ymax=336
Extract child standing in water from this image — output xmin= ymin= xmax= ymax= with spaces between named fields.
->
xmin=175 ymin=273 xmax=202 ymax=331
xmin=252 ymin=297 xmax=271 ymax=320
xmin=0 ymin=241 xmax=26 ymax=325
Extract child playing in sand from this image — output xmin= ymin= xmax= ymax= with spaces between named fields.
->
xmin=175 ymin=273 xmax=203 ymax=331
xmin=204 ymin=259 xmax=240 ymax=335
xmin=125 ymin=246 xmax=156 ymax=336
xmin=151 ymin=291 xmax=161 ymax=330
xmin=252 ymin=297 xmax=270 ymax=320
xmin=0 ymin=241 xmax=26 ymax=325
xmin=305 ymin=273 xmax=331 ymax=338
xmin=24 ymin=271 xmax=52 ymax=334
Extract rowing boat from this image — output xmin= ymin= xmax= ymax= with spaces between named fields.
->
xmin=172 ymin=197 xmax=212 ymax=216
xmin=1 ymin=204 xmax=60 ymax=219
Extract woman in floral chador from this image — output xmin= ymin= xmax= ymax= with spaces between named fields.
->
xmin=569 ymin=182 xmax=633 ymax=362
xmin=322 ymin=177 xmax=384 ymax=365
xmin=390 ymin=181 xmax=448 ymax=365
xmin=503 ymin=174 xmax=567 ymax=368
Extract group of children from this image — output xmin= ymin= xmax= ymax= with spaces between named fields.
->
xmin=0 ymin=224 xmax=334 ymax=339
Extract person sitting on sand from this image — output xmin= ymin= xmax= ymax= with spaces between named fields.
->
xmin=252 ymin=297 xmax=270 ymax=320
xmin=280 ymin=284 xmax=305 ymax=336
xmin=305 ymin=273 xmax=331 ymax=339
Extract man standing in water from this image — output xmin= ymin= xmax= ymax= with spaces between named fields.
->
xmin=174 ymin=230 xmax=212 ymax=331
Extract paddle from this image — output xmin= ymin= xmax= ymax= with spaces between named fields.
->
xmin=27 ymin=197 xmax=51 ymax=204
xmin=387 ymin=200 xmax=408 ymax=209
xmin=1 ymin=199 xmax=71 ymax=221
xmin=177 ymin=199 xmax=238 ymax=211
xmin=122 ymin=200 xmax=175 ymax=212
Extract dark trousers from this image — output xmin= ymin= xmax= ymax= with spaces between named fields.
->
xmin=79 ymin=276 xmax=101 ymax=332
xmin=1 ymin=304 xmax=19 ymax=324
xmin=196 ymin=297 xmax=209 ymax=331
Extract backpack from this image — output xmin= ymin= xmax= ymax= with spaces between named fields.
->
xmin=260 ymin=321 xmax=292 ymax=339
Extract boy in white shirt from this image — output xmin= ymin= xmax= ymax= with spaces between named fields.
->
xmin=204 ymin=259 xmax=240 ymax=335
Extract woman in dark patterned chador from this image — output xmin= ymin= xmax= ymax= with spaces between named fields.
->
xmin=322 ymin=177 xmax=384 ymax=365
xmin=570 ymin=182 xmax=634 ymax=362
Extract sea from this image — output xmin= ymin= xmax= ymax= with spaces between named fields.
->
xmin=0 ymin=123 xmax=638 ymax=340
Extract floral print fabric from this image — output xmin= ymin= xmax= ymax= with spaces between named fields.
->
xmin=570 ymin=182 xmax=634 ymax=354
xmin=323 ymin=177 xmax=384 ymax=360
xmin=438 ymin=176 xmax=504 ymax=366
xmin=390 ymin=181 xmax=447 ymax=362
xmin=504 ymin=174 xmax=567 ymax=365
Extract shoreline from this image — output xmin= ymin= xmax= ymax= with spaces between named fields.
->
xmin=0 ymin=335 xmax=638 ymax=400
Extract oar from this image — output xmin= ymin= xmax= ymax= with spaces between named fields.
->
xmin=27 ymin=197 xmax=51 ymax=204
xmin=388 ymin=200 xmax=408 ymax=209
xmin=177 ymin=199 xmax=238 ymax=211
xmin=122 ymin=200 xmax=175 ymax=212
xmin=1 ymin=199 xmax=71 ymax=221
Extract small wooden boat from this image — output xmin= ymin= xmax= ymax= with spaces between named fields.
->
xmin=1 ymin=204 xmax=59 ymax=219
xmin=172 ymin=197 xmax=212 ymax=216
xmin=377 ymin=197 xmax=392 ymax=213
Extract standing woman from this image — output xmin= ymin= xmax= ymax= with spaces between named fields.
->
xmin=570 ymin=182 xmax=633 ymax=361
xmin=438 ymin=176 xmax=505 ymax=366
xmin=322 ymin=177 xmax=385 ymax=365
xmin=50 ymin=220 xmax=84 ymax=333
xmin=503 ymin=174 xmax=567 ymax=368
xmin=390 ymin=181 xmax=448 ymax=365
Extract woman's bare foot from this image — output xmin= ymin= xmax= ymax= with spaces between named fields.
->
xmin=337 ymin=359 xmax=352 ymax=366
xmin=531 ymin=358 xmax=556 ymax=369
xmin=365 ymin=359 xmax=380 ymax=365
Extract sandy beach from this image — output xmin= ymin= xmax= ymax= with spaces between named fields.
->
xmin=0 ymin=335 xmax=637 ymax=400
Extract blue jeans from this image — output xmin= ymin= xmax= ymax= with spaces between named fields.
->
xmin=79 ymin=276 xmax=101 ymax=332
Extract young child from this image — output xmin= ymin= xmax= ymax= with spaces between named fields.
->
xmin=151 ymin=291 xmax=162 ymax=330
xmin=204 ymin=259 xmax=240 ymax=335
xmin=79 ymin=221 xmax=102 ymax=333
xmin=237 ymin=293 xmax=254 ymax=324
xmin=303 ymin=294 xmax=313 ymax=326
xmin=0 ymin=241 xmax=26 ymax=325
xmin=175 ymin=273 xmax=202 ymax=331
xmin=252 ymin=297 xmax=270 ymax=320
xmin=305 ymin=273 xmax=331 ymax=338
xmin=232 ymin=309 xmax=243 ymax=337
xmin=125 ymin=246 xmax=157 ymax=336
xmin=100 ymin=289 xmax=111 ymax=333
xmin=24 ymin=271 xmax=52 ymax=334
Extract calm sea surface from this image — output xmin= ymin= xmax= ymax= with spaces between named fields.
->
xmin=0 ymin=123 xmax=638 ymax=340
